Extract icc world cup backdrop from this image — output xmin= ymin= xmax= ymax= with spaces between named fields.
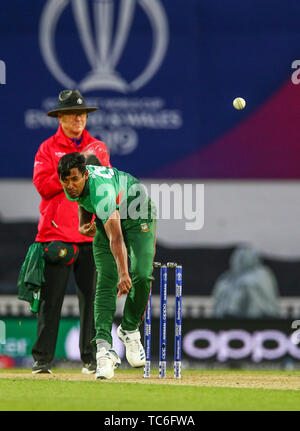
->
xmin=1 ymin=0 xmax=300 ymax=179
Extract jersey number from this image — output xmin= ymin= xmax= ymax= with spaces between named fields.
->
xmin=93 ymin=166 xmax=115 ymax=179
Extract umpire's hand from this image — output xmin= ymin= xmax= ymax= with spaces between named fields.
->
xmin=79 ymin=222 xmax=96 ymax=237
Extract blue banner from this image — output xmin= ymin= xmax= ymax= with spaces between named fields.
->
xmin=1 ymin=0 xmax=300 ymax=178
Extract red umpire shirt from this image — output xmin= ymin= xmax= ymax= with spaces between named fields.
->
xmin=33 ymin=125 xmax=111 ymax=243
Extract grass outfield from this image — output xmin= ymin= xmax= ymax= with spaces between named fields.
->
xmin=0 ymin=369 xmax=299 ymax=411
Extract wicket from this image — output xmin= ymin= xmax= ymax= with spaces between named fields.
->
xmin=144 ymin=261 xmax=183 ymax=379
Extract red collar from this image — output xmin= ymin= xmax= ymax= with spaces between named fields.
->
xmin=55 ymin=125 xmax=88 ymax=150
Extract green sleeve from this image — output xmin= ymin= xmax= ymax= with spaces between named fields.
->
xmin=92 ymin=186 xmax=118 ymax=225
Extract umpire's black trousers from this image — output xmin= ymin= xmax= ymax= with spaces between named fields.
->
xmin=32 ymin=243 xmax=96 ymax=365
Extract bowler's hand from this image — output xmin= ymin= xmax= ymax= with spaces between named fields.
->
xmin=117 ymin=273 xmax=132 ymax=297
xmin=79 ymin=222 xmax=96 ymax=237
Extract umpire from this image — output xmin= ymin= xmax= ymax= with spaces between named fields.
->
xmin=31 ymin=89 xmax=111 ymax=374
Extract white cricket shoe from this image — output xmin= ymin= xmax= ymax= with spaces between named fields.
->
xmin=81 ymin=362 xmax=96 ymax=374
xmin=95 ymin=348 xmax=121 ymax=380
xmin=117 ymin=325 xmax=146 ymax=368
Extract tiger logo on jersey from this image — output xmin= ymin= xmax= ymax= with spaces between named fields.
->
xmin=140 ymin=223 xmax=150 ymax=232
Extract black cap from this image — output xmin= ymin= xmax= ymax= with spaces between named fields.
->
xmin=47 ymin=89 xmax=99 ymax=117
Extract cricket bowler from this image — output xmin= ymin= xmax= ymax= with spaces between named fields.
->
xmin=57 ymin=152 xmax=156 ymax=379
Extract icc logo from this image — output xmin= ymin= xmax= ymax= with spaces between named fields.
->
xmin=39 ymin=0 xmax=169 ymax=93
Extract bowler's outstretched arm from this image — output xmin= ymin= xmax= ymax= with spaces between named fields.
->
xmin=104 ymin=210 xmax=132 ymax=297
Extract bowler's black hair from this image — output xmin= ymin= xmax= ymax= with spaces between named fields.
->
xmin=57 ymin=152 xmax=86 ymax=181
xmin=85 ymin=154 xmax=102 ymax=166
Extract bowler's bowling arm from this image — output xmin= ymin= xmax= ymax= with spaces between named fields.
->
xmin=104 ymin=210 xmax=132 ymax=296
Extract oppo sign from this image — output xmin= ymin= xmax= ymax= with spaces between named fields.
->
xmin=183 ymin=329 xmax=300 ymax=362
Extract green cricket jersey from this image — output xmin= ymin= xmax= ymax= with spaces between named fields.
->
xmin=65 ymin=165 xmax=154 ymax=227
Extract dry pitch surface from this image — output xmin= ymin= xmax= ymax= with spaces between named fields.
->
xmin=1 ymin=369 xmax=300 ymax=390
